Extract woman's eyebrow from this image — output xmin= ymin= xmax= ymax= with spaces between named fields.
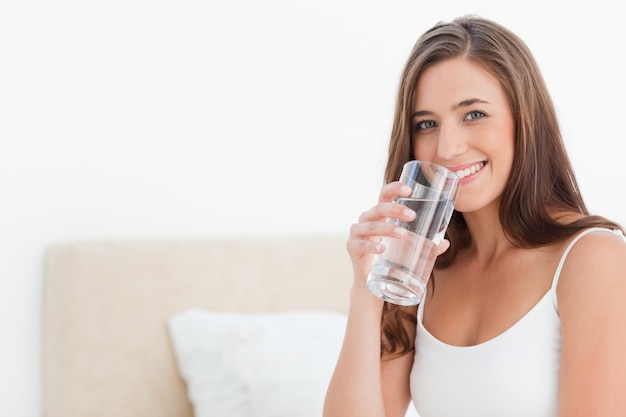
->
xmin=411 ymin=110 xmax=433 ymax=119
xmin=412 ymin=98 xmax=490 ymax=118
xmin=456 ymin=98 xmax=489 ymax=109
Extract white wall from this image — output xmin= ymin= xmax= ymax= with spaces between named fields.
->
xmin=1 ymin=0 xmax=624 ymax=415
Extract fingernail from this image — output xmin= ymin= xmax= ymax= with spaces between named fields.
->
xmin=394 ymin=227 xmax=407 ymax=236
xmin=401 ymin=185 xmax=412 ymax=194
xmin=403 ymin=208 xmax=415 ymax=219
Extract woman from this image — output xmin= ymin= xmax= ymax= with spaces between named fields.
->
xmin=323 ymin=15 xmax=626 ymax=417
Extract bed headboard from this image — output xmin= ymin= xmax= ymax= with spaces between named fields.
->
xmin=42 ymin=235 xmax=352 ymax=417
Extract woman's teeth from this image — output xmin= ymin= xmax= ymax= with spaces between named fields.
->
xmin=455 ymin=162 xmax=485 ymax=179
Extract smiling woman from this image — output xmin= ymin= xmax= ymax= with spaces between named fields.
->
xmin=2 ymin=0 xmax=626 ymax=415
xmin=411 ymin=57 xmax=515 ymax=212
xmin=323 ymin=14 xmax=626 ymax=417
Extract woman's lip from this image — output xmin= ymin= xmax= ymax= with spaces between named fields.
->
xmin=447 ymin=161 xmax=487 ymax=172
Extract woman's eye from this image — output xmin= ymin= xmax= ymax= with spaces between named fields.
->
xmin=415 ymin=120 xmax=437 ymax=131
xmin=465 ymin=110 xmax=486 ymax=121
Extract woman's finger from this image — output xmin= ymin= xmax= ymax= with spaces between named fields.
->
xmin=436 ymin=238 xmax=450 ymax=256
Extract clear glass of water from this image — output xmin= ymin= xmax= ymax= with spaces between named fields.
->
xmin=366 ymin=160 xmax=460 ymax=306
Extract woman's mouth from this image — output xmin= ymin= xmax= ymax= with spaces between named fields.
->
xmin=454 ymin=162 xmax=485 ymax=179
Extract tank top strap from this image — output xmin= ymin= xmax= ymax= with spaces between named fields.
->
xmin=550 ymin=227 xmax=622 ymax=292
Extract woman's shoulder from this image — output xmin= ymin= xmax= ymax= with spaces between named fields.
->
xmin=555 ymin=228 xmax=626 ymax=414
xmin=557 ymin=227 xmax=626 ymax=306
xmin=565 ymin=227 xmax=626 ymax=258
xmin=561 ymin=227 xmax=626 ymax=270
xmin=550 ymin=209 xmax=625 ymax=263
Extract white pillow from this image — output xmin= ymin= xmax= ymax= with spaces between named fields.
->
xmin=167 ymin=308 xmax=347 ymax=417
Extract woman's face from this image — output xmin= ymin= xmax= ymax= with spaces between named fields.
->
xmin=411 ymin=57 xmax=515 ymax=213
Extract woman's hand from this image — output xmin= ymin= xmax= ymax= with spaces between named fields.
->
xmin=346 ymin=181 xmax=450 ymax=288
xmin=347 ymin=181 xmax=415 ymax=285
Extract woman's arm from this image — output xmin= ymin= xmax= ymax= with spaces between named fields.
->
xmin=323 ymin=182 xmax=417 ymax=417
xmin=324 ymin=284 xmax=416 ymax=417
xmin=557 ymin=230 xmax=626 ymax=416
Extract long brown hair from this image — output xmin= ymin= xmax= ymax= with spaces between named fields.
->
xmin=380 ymin=15 xmax=622 ymax=358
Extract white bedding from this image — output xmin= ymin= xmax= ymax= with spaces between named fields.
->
xmin=168 ymin=309 xmax=348 ymax=417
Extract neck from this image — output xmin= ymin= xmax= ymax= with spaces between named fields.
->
xmin=461 ymin=203 xmax=514 ymax=266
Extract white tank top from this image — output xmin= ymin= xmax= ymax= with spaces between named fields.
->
xmin=409 ymin=227 xmax=619 ymax=417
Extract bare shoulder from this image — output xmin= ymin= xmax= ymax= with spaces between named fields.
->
xmin=558 ymin=228 xmax=626 ymax=312
xmin=556 ymin=229 xmax=626 ymax=414
xmin=561 ymin=228 xmax=626 ymax=273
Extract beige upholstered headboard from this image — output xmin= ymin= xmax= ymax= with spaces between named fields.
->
xmin=42 ymin=235 xmax=352 ymax=417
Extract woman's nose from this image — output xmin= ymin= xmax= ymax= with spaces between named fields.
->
xmin=437 ymin=126 xmax=468 ymax=160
